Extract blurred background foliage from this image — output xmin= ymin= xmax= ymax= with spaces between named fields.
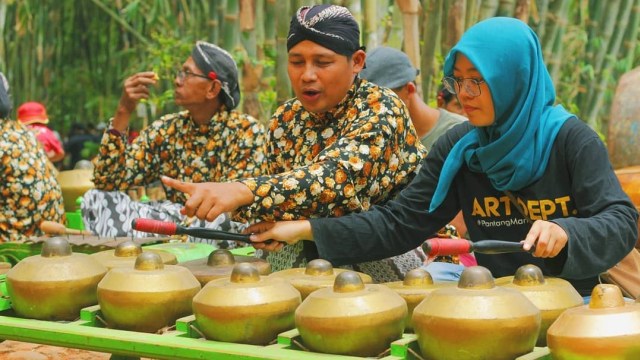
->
xmin=0 ymin=0 xmax=638 ymax=144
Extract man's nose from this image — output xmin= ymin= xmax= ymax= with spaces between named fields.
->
xmin=301 ymin=65 xmax=317 ymax=81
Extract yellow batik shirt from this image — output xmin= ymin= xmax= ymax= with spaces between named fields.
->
xmin=1 ymin=119 xmax=65 ymax=242
xmin=93 ymin=109 xmax=267 ymax=203
xmin=238 ymin=79 xmax=427 ymax=275
xmin=239 ymin=78 xmax=426 ymax=220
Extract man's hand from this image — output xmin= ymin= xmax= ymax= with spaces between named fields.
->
xmin=521 ymin=220 xmax=568 ymax=258
xmin=246 ymin=220 xmax=313 ymax=252
xmin=161 ymin=176 xmax=254 ymax=221
xmin=112 ymin=71 xmax=158 ymax=132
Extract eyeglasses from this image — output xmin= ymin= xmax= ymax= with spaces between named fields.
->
xmin=442 ymin=76 xmax=486 ymax=98
xmin=176 ymin=69 xmax=211 ymax=82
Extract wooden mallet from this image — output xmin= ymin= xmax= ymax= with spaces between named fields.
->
xmin=40 ymin=221 xmax=93 ymax=236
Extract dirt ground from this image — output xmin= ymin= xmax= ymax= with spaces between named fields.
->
xmin=0 ymin=341 xmax=113 ymax=360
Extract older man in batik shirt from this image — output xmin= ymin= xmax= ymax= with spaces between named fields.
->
xmin=85 ymin=42 xmax=267 ymax=238
xmin=163 ymin=5 xmax=427 ymax=282
xmin=0 ymin=73 xmax=65 ymax=242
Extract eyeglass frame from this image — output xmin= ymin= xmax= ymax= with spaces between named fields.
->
xmin=176 ymin=69 xmax=213 ymax=83
xmin=441 ymin=76 xmax=486 ymax=98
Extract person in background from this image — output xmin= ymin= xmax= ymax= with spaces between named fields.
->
xmin=17 ymin=101 xmax=66 ymax=164
xmin=247 ymin=17 xmax=638 ymax=297
xmin=64 ymin=122 xmax=101 ymax=169
xmin=0 ymin=74 xmax=65 ymax=242
xmin=437 ymin=85 xmax=465 ymax=116
xmin=162 ymin=4 xmax=426 ymax=282
xmin=359 ymin=46 xmax=467 ymax=151
xmin=359 ymin=45 xmax=473 ymax=278
xmin=84 ymin=41 xmax=267 ymax=239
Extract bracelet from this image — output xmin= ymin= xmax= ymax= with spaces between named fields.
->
xmin=107 ymin=117 xmax=128 ymax=137
xmin=107 ymin=128 xmax=122 ymax=136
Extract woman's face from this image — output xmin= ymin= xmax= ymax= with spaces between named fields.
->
xmin=452 ymin=54 xmax=494 ymax=127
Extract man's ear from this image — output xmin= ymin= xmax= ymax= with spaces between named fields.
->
xmin=352 ymin=49 xmax=366 ymax=73
xmin=206 ymin=80 xmax=222 ymax=101
xmin=406 ymin=81 xmax=417 ymax=94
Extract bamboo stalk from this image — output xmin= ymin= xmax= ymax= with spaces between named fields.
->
xmin=541 ymin=0 xmax=568 ymax=63
xmin=586 ymin=0 xmax=632 ymax=129
xmin=590 ymin=0 xmax=621 ymax=80
xmin=275 ymin=0 xmax=291 ymax=104
xmin=240 ymin=0 xmax=257 ymax=58
xmin=218 ymin=0 xmax=227 ymax=41
xmin=582 ymin=0 xmax=621 ymax=127
xmin=497 ymin=0 xmax=515 ymax=16
xmin=622 ymin=0 xmax=640 ymax=72
xmin=381 ymin=1 xmax=395 ymax=44
xmin=534 ymin=0 xmax=549 ymax=40
xmin=208 ymin=0 xmax=219 ymax=43
xmin=0 ymin=0 xmax=9 ymax=69
xmin=396 ymin=0 xmax=421 ymax=92
xmin=514 ymin=0 xmax=530 ymax=22
xmin=254 ymin=0 xmax=264 ymax=52
xmin=223 ymin=0 xmax=240 ymax=51
xmin=585 ymin=0 xmax=605 ymax=64
xmin=444 ymin=0 xmax=466 ymax=52
xmin=465 ymin=0 xmax=480 ymax=28
xmin=263 ymin=0 xmax=276 ymax=56
xmin=478 ymin=0 xmax=499 ymax=20
xmin=240 ymin=0 xmax=255 ymax=32
xmin=421 ymin=0 xmax=443 ymax=103
xmin=544 ymin=0 xmax=569 ymax=84
xmin=363 ymin=0 xmax=378 ymax=49
xmin=547 ymin=12 xmax=567 ymax=86
xmin=88 ymin=0 xmax=149 ymax=45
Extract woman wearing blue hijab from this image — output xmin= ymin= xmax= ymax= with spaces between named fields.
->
xmin=250 ymin=18 xmax=636 ymax=296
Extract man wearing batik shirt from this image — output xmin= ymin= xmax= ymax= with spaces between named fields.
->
xmin=84 ymin=42 xmax=267 ymax=238
xmin=0 ymin=73 xmax=65 ymax=242
xmin=163 ymin=5 xmax=426 ymax=282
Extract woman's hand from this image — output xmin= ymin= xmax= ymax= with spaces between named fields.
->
xmin=521 ymin=220 xmax=568 ymax=257
xmin=246 ymin=220 xmax=313 ymax=252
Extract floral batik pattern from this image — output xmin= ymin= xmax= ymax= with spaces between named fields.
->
xmin=239 ymin=79 xmax=428 ymax=282
xmin=93 ymin=109 xmax=267 ymax=203
xmin=1 ymin=120 xmax=65 ymax=242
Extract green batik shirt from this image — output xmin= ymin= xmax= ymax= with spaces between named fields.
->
xmin=1 ymin=119 xmax=65 ymax=242
xmin=93 ymin=109 xmax=267 ymax=203
xmin=238 ymin=79 xmax=427 ymax=275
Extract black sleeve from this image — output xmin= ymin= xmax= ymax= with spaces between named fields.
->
xmin=310 ymin=123 xmax=471 ymax=265
xmin=549 ymin=119 xmax=638 ymax=279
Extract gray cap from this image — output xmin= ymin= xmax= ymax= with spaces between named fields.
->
xmin=360 ymin=46 xmax=419 ymax=89
xmin=191 ymin=41 xmax=240 ymax=110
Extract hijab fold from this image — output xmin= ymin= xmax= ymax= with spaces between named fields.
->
xmin=430 ymin=17 xmax=574 ymax=212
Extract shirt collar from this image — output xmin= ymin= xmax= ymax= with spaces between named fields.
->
xmin=307 ymin=77 xmax=361 ymax=122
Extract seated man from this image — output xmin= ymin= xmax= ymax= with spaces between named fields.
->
xmin=0 ymin=74 xmax=65 ymax=242
xmin=162 ymin=5 xmax=427 ymax=282
xmin=84 ymin=42 xmax=267 ymax=242
xmin=359 ymin=46 xmax=474 ymax=280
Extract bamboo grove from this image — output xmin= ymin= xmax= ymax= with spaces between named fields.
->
xmin=0 ymin=0 xmax=638 ymax=142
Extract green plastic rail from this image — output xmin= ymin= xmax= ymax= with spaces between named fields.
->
xmin=0 ymin=304 xmax=551 ymax=360
xmin=0 ymin=305 xmax=420 ymax=360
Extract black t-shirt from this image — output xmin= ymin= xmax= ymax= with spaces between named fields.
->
xmin=311 ymin=118 xmax=638 ymax=295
